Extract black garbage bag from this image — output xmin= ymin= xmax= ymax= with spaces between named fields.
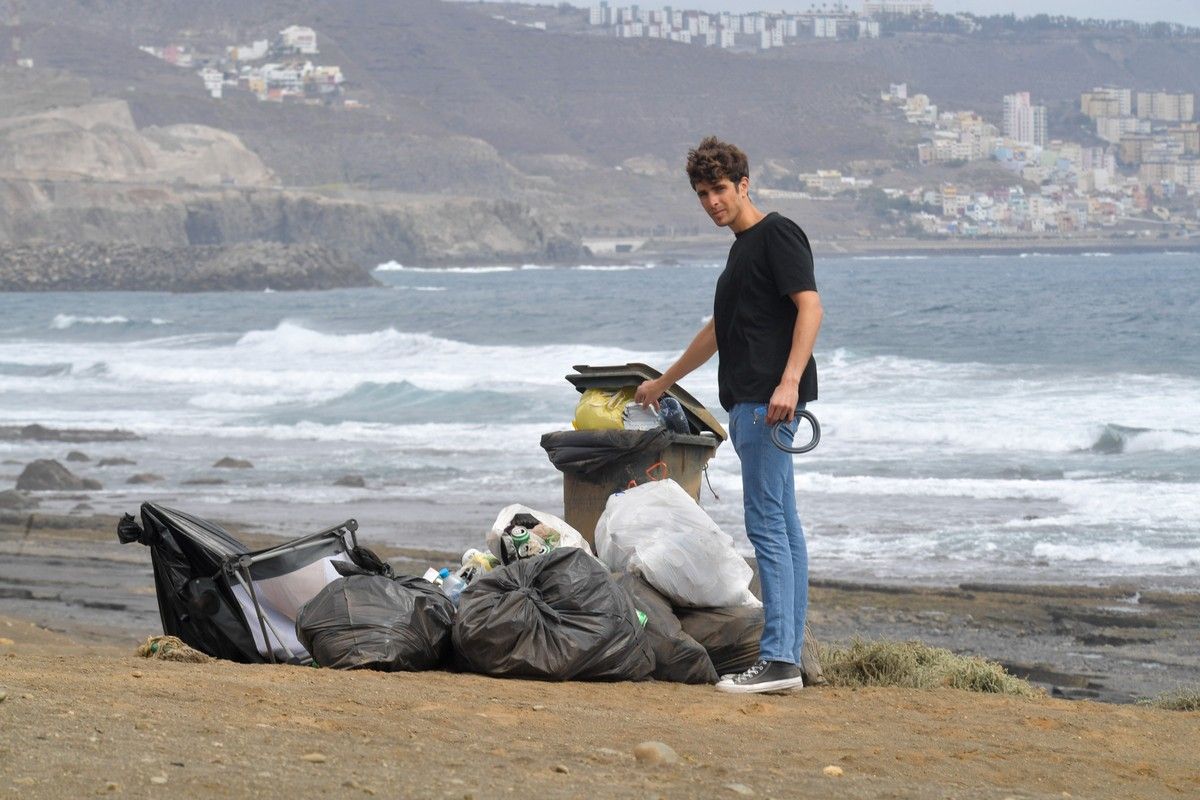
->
xmin=539 ymin=429 xmax=669 ymax=477
xmin=613 ymin=573 xmax=718 ymax=685
xmin=676 ymin=605 xmax=826 ymax=686
xmin=452 ymin=548 xmax=655 ymax=682
xmin=296 ymin=574 xmax=455 ymax=671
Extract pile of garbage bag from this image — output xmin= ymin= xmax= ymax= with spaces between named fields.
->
xmin=120 ymin=494 xmax=824 ymax=686
xmin=297 ymin=566 xmax=456 ymax=671
xmin=595 ymin=479 xmax=759 ymax=608
xmin=453 ymin=548 xmax=654 ymax=681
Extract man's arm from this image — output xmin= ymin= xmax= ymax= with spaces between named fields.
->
xmin=766 ymin=290 xmax=823 ymax=425
xmin=633 ymin=318 xmax=718 ymax=408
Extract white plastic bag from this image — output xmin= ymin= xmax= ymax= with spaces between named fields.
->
xmin=594 ymin=479 xmax=758 ymax=608
xmin=486 ymin=504 xmax=595 ymax=560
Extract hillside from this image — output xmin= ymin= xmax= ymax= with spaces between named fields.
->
xmin=3 ymin=1 xmax=1200 ymax=237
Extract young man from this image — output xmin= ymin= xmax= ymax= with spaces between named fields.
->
xmin=634 ymin=136 xmax=822 ymax=694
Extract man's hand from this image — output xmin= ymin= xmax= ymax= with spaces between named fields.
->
xmin=766 ymin=382 xmax=799 ymax=425
xmin=634 ymin=378 xmax=668 ymax=410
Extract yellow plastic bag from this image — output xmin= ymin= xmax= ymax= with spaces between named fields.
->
xmin=572 ymin=387 xmax=635 ymax=430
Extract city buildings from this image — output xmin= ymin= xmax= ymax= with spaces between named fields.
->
xmin=892 ymin=81 xmax=1199 ymax=237
xmin=589 ymin=2 xmax=892 ymax=50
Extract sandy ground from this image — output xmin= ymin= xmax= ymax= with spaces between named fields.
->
xmin=2 ymin=510 xmax=1200 ymax=799
xmin=3 ymin=511 xmax=1199 ymax=704
xmin=2 ymin=615 xmax=1198 ymax=800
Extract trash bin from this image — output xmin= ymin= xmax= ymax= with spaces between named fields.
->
xmin=540 ymin=363 xmax=726 ymax=548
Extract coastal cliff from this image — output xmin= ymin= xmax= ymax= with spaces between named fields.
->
xmin=0 ymin=180 xmax=586 ymax=268
xmin=0 ymin=91 xmax=586 ymax=289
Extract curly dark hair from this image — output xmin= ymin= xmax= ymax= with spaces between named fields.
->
xmin=685 ymin=136 xmax=749 ymax=189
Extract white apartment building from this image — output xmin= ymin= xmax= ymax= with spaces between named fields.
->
xmin=278 ymin=26 xmax=317 ymax=55
xmin=858 ymin=19 xmax=881 ymax=38
xmin=227 ymin=39 xmax=269 ymax=62
xmin=1095 ymin=116 xmax=1152 ymax=144
xmin=199 ymin=67 xmax=223 ymax=99
xmin=1003 ymin=92 xmax=1046 ymax=147
xmin=814 ymin=18 xmax=838 ymax=38
xmin=863 ymin=1 xmax=933 ymax=14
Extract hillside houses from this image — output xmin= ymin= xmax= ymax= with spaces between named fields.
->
xmin=140 ymin=25 xmax=349 ymax=106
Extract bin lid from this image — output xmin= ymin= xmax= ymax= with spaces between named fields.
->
xmin=566 ymin=363 xmax=727 ymax=443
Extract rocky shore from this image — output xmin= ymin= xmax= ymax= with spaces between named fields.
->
xmin=0 ymin=241 xmax=378 ymax=292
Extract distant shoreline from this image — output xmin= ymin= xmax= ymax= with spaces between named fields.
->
xmin=630 ymin=235 xmax=1200 ymax=263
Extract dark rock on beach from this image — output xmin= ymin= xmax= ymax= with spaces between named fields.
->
xmin=212 ymin=457 xmax=253 ymax=469
xmin=181 ymin=477 xmax=228 ymax=486
xmin=0 ymin=242 xmax=379 ymax=293
xmin=333 ymin=474 xmax=367 ymax=488
xmin=97 ymin=458 xmax=137 ymax=467
xmin=0 ymin=489 xmax=39 ymax=510
xmin=15 ymin=459 xmax=102 ymax=491
xmin=0 ymin=424 xmax=139 ymax=443
xmin=66 ymin=451 xmax=91 ymax=462
xmin=126 ymin=473 xmax=164 ymax=485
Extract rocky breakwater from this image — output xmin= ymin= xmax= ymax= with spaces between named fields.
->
xmin=0 ymin=241 xmax=379 ymax=291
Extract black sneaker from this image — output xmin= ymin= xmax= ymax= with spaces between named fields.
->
xmin=715 ymin=659 xmax=804 ymax=694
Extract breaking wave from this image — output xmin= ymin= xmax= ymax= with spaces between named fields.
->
xmin=1085 ymin=423 xmax=1200 ymax=455
xmin=51 ymin=314 xmax=169 ymax=329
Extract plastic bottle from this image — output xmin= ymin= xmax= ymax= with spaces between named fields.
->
xmin=441 ymin=571 xmax=467 ymax=606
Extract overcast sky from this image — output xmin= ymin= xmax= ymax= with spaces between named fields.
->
xmin=574 ymin=2 xmax=1200 ymax=27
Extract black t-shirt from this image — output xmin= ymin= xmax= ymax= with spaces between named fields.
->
xmin=712 ymin=212 xmax=818 ymax=412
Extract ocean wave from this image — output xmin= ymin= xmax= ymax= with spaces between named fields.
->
xmin=0 ymin=361 xmax=72 ymax=377
xmin=1031 ymin=540 xmax=1200 ymax=568
xmin=373 ymin=262 xmax=516 ymax=274
xmin=50 ymin=314 xmax=170 ymax=329
xmin=848 ymin=255 xmax=930 ymax=261
xmin=576 ymin=264 xmax=658 ymax=271
xmin=260 ymin=380 xmax=550 ymax=425
xmin=1085 ymin=423 xmax=1199 ymax=455
xmin=793 ymin=472 xmax=1200 ymax=530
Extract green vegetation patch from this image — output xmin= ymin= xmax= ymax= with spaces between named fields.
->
xmin=1141 ymin=688 xmax=1200 ymax=712
xmin=819 ymin=639 xmax=1041 ymax=697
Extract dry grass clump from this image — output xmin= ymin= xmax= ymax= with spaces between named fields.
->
xmin=1141 ymin=688 xmax=1200 ymax=712
xmin=819 ymin=639 xmax=1041 ymax=697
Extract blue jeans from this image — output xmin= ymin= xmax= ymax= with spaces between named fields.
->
xmin=729 ymin=402 xmax=808 ymax=665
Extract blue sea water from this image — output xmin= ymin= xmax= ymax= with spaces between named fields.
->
xmin=2 ymin=251 xmax=1198 ymax=588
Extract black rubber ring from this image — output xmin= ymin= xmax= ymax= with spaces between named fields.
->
xmin=771 ymin=410 xmax=821 ymax=454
